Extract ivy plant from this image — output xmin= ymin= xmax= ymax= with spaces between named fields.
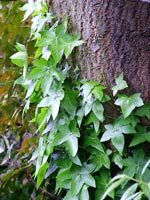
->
xmin=9 ymin=0 xmax=150 ymax=199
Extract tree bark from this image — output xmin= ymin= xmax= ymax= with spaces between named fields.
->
xmin=49 ymin=0 xmax=150 ymax=102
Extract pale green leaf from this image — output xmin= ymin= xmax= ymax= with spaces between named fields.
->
xmin=101 ymin=175 xmax=127 ymax=200
xmin=81 ymin=81 xmax=99 ymax=103
xmin=81 ymin=171 xmax=96 ymax=188
xmin=92 ymin=101 xmax=104 ymax=122
xmin=10 ymin=52 xmax=27 ymax=67
xmin=70 ymin=175 xmax=83 ymax=196
xmin=112 ymin=72 xmax=128 ymax=96
xmin=112 ymin=134 xmax=124 ymax=154
xmin=66 ymin=135 xmax=78 ymax=157
xmin=26 ymin=81 xmax=37 ymax=98
xmin=141 ymin=159 xmax=150 ymax=176
xmin=121 ymin=183 xmax=138 ymax=200
xmin=115 ymin=93 xmax=144 ymax=118
xmin=80 ymin=185 xmax=89 ymax=200
xmin=51 ymin=100 xmax=60 ymax=120
xmin=36 ymin=162 xmax=49 ymax=189
xmin=20 ymin=0 xmax=34 ymax=20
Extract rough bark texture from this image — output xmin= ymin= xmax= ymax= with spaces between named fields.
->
xmin=49 ymin=0 xmax=150 ymax=102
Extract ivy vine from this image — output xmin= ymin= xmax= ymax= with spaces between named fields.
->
xmin=10 ymin=0 xmax=150 ymax=199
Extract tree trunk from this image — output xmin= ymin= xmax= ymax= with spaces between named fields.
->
xmin=49 ymin=0 xmax=150 ymax=102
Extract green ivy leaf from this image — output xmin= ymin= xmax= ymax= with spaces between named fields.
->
xmin=112 ymin=72 xmax=128 ymax=96
xmin=10 ymin=43 xmax=28 ymax=79
xmin=91 ymin=85 xmax=105 ymax=101
xmin=70 ymin=175 xmax=84 ymax=196
xmin=101 ymin=121 xmax=136 ymax=154
xmin=115 ymin=93 xmax=144 ymax=118
xmin=85 ymin=112 xmax=100 ymax=133
xmin=135 ymin=103 xmax=150 ymax=119
xmin=35 ymin=30 xmax=56 ymax=47
xmin=81 ymin=173 xmax=96 ymax=188
xmin=84 ymin=136 xmax=104 ymax=153
xmin=61 ymin=34 xmax=83 ymax=58
xmin=112 ymin=134 xmax=124 ymax=155
xmin=26 ymin=80 xmax=37 ymax=98
xmin=130 ymin=132 xmax=150 ymax=147
xmin=62 ymin=83 xmax=78 ymax=119
xmin=141 ymin=182 xmax=150 ymax=199
xmin=20 ymin=0 xmax=34 ymax=20
xmin=81 ymin=81 xmax=99 ymax=104
xmin=95 ymin=170 xmax=113 ymax=200
xmin=92 ymin=101 xmax=104 ymax=122
xmin=66 ymin=135 xmax=78 ymax=157
xmin=120 ymin=183 xmax=138 ymax=200
xmin=80 ymin=185 xmax=89 ymax=200
xmin=36 ymin=161 xmax=49 ymax=189
xmin=29 ymin=65 xmax=47 ymax=79
xmin=101 ymin=175 xmax=128 ymax=200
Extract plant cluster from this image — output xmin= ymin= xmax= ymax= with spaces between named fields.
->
xmin=2 ymin=0 xmax=150 ymax=199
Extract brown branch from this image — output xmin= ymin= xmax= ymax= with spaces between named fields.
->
xmin=27 ymin=177 xmax=58 ymax=200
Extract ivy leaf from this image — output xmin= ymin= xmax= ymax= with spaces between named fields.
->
xmin=51 ymin=99 xmax=61 ymax=120
xmin=130 ymin=132 xmax=150 ymax=147
xmin=95 ymin=170 xmax=113 ymax=200
xmin=20 ymin=0 xmax=34 ymax=20
xmin=50 ymin=41 xmax=64 ymax=64
xmin=29 ymin=65 xmax=47 ymax=79
xmin=81 ymin=172 xmax=96 ymax=188
xmin=92 ymin=101 xmax=104 ymax=122
xmin=61 ymin=34 xmax=83 ymax=58
xmin=112 ymin=134 xmax=124 ymax=155
xmin=135 ymin=103 xmax=150 ymax=119
xmin=36 ymin=162 xmax=49 ymax=189
xmin=112 ymin=72 xmax=128 ymax=96
xmin=66 ymin=135 xmax=78 ymax=157
xmin=26 ymin=80 xmax=37 ymax=98
xmin=70 ymin=175 xmax=84 ymax=196
xmin=80 ymin=185 xmax=89 ymax=200
xmin=41 ymin=73 xmax=53 ymax=97
xmin=10 ymin=43 xmax=28 ymax=80
xmin=120 ymin=183 xmax=138 ymax=200
xmin=55 ymin=22 xmax=67 ymax=37
xmin=101 ymin=175 xmax=127 ymax=200
xmin=10 ymin=52 xmax=27 ymax=67
xmin=62 ymin=82 xmax=78 ymax=119
xmin=115 ymin=93 xmax=144 ymax=118
xmin=81 ymin=81 xmax=99 ymax=104
xmin=91 ymin=85 xmax=105 ymax=101
xmin=37 ymin=88 xmax=64 ymax=119
xmin=54 ymin=126 xmax=70 ymax=146
xmin=90 ymin=151 xmax=110 ymax=171
xmin=35 ymin=30 xmax=56 ymax=47
xmin=141 ymin=182 xmax=150 ymax=199
xmin=101 ymin=122 xmax=136 ymax=154
xmin=84 ymin=98 xmax=93 ymax=116
xmin=70 ymin=155 xmax=82 ymax=166
xmin=84 ymin=136 xmax=104 ymax=153
xmin=85 ymin=112 xmax=100 ymax=133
